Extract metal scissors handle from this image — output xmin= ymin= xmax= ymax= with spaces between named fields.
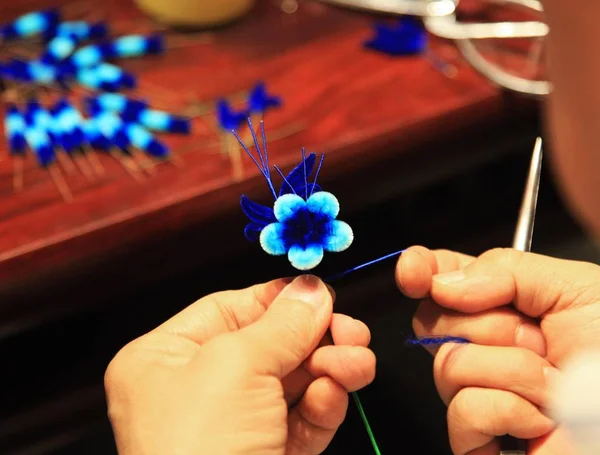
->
xmin=317 ymin=0 xmax=551 ymax=96
xmin=315 ymin=0 xmax=458 ymax=17
xmin=499 ymin=136 xmax=543 ymax=455
xmin=425 ymin=0 xmax=551 ymax=97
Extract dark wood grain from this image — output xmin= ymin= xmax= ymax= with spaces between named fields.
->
xmin=0 ymin=0 xmax=538 ymax=323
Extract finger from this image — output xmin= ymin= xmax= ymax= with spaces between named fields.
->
xmin=330 ymin=314 xmax=371 ymax=347
xmin=282 ymin=314 xmax=372 ymax=406
xmin=434 ymin=343 xmax=557 ymax=407
xmin=153 ymin=278 xmax=292 ymax=344
xmin=303 ymin=345 xmax=376 ymax=392
xmin=430 ymin=248 xmax=600 ymax=317
xmin=413 ymin=300 xmax=547 ymax=357
xmin=447 ymin=387 xmax=555 ymax=455
xmin=236 ymin=275 xmax=333 ymax=378
xmin=396 ymin=246 xmax=474 ymax=299
xmin=286 ymin=377 xmax=348 ymax=455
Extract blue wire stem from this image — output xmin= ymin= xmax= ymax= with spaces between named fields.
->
xmin=324 ymin=249 xmax=406 ymax=283
xmin=321 ymin=249 xmax=408 ymax=455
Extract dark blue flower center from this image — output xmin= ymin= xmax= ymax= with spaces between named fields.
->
xmin=282 ymin=206 xmax=328 ymax=249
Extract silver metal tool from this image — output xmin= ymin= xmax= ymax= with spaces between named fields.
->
xmin=512 ymin=136 xmax=543 ymax=252
xmin=499 ymin=136 xmax=543 ymax=455
xmin=317 ymin=0 xmax=550 ymax=96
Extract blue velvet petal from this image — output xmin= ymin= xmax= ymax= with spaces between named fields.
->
xmin=363 ymin=19 xmax=427 ymax=56
xmin=259 ymin=222 xmax=287 ymax=255
xmin=322 ymin=220 xmax=354 ymax=252
xmin=249 ymin=82 xmax=282 ymax=113
xmin=306 ymin=191 xmax=340 ymax=220
xmin=288 ymin=243 xmax=324 ymax=270
xmin=240 ymin=195 xmax=276 ymax=225
xmin=216 ymin=99 xmax=247 ymax=131
xmin=244 ymin=223 xmax=263 ymax=242
xmin=274 ymin=194 xmax=306 ymax=222
xmin=279 ymin=152 xmax=317 ymax=196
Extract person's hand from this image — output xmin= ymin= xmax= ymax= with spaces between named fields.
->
xmin=105 ymin=275 xmax=375 ymax=455
xmin=396 ymin=246 xmax=600 ymax=455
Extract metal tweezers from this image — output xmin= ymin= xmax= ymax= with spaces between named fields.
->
xmin=499 ymin=136 xmax=543 ymax=455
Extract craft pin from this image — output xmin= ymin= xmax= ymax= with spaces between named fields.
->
xmin=82 ymin=116 xmax=144 ymax=182
xmin=216 ymin=99 xmax=247 ymax=159
xmin=424 ymin=47 xmax=457 ymax=78
xmin=67 ymin=104 xmax=105 ymax=176
xmin=227 ymin=133 xmax=244 ymax=180
xmin=245 ymin=82 xmax=282 ymax=144
xmin=26 ymin=99 xmax=78 ymax=175
xmin=47 ymin=163 xmax=73 ymax=202
xmin=5 ymin=104 xmax=27 ymax=190
xmin=52 ymin=98 xmax=96 ymax=181
xmin=109 ymin=148 xmax=145 ymax=182
xmin=23 ymin=120 xmax=73 ymax=202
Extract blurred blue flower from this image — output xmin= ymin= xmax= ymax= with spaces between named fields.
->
xmin=248 ymin=81 xmax=282 ymax=114
xmin=216 ymin=98 xmax=247 ymax=130
xmin=364 ymin=17 xmax=427 ymax=55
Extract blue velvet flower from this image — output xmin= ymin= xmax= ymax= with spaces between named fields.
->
xmin=236 ymin=119 xmax=353 ymax=271
xmin=248 ymin=81 xmax=282 ymax=114
xmin=260 ymin=191 xmax=353 ymax=270
xmin=364 ymin=17 xmax=427 ymax=56
xmin=216 ymin=98 xmax=247 ymax=130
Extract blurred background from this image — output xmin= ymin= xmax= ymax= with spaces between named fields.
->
xmin=0 ymin=0 xmax=598 ymax=454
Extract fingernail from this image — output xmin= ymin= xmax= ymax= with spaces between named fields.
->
xmin=433 ymin=270 xmax=465 ymax=284
xmin=280 ymin=275 xmax=327 ymax=306
xmin=516 ymin=322 xmax=547 ymax=357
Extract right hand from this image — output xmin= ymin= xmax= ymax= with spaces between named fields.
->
xmin=395 ymin=246 xmax=600 ymax=455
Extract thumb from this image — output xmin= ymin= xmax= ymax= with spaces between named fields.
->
xmin=430 ymin=248 xmax=600 ymax=317
xmin=235 ymin=274 xmax=333 ymax=378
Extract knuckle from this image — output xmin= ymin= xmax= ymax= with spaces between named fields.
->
xmin=433 ymin=343 xmax=465 ymax=382
xmin=448 ymin=387 xmax=477 ymax=432
xmin=480 ymin=247 xmax=524 ymax=266
xmin=499 ymin=392 xmax=522 ymax=426
xmin=104 ymin=342 xmax=136 ymax=396
xmin=350 ymin=348 xmax=376 ymax=387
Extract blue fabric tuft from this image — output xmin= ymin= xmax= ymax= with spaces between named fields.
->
xmin=306 ymin=191 xmax=339 ymax=220
xmin=240 ymin=195 xmax=276 ymax=225
xmin=260 ymin=223 xmax=288 ymax=255
xmin=274 ymin=194 xmax=306 ymax=222
xmin=279 ymin=152 xmax=317 ymax=196
xmin=323 ymin=220 xmax=354 ymax=252
xmin=217 ymin=99 xmax=247 ymax=131
xmin=288 ymin=243 xmax=324 ymax=270
xmin=244 ymin=223 xmax=263 ymax=242
xmin=364 ymin=18 xmax=428 ymax=56
xmin=248 ymin=81 xmax=282 ymax=113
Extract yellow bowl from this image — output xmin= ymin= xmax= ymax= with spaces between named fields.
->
xmin=134 ymin=0 xmax=256 ymax=28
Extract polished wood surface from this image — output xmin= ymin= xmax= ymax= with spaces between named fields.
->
xmin=0 ymin=0 xmax=537 ymax=326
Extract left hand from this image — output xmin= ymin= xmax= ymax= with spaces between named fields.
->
xmin=105 ymin=275 xmax=376 ymax=455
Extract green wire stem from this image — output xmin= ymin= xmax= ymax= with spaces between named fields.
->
xmin=352 ymin=391 xmax=382 ymax=455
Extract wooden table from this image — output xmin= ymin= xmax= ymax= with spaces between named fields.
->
xmin=0 ymin=0 xmax=538 ymax=335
